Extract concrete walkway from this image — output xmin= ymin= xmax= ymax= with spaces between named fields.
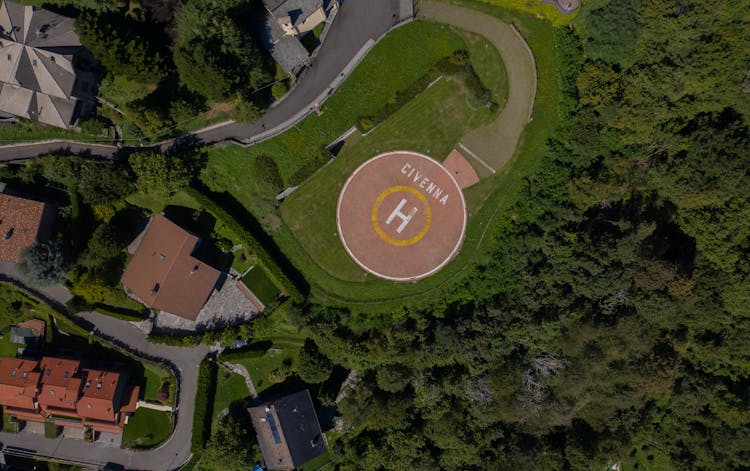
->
xmin=418 ymin=0 xmax=537 ymax=173
xmin=220 ymin=361 xmax=258 ymax=399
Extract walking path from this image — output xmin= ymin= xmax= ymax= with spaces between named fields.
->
xmin=219 ymin=361 xmax=259 ymax=399
xmin=0 ymin=0 xmax=411 ymax=162
xmin=418 ymin=0 xmax=537 ymax=173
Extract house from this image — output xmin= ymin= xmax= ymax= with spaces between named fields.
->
xmin=0 ymin=0 xmax=97 ymax=128
xmin=121 ymin=214 xmax=222 ymax=321
xmin=0 ymin=193 xmax=56 ymax=263
xmin=0 ymin=356 xmax=139 ymax=434
xmin=256 ymin=0 xmax=339 ymax=76
xmin=0 ymin=358 xmax=40 ymax=417
xmin=248 ymin=390 xmax=327 ymax=470
xmin=9 ymin=318 xmax=45 ymax=347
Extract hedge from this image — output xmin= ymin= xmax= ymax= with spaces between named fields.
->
xmin=147 ymin=332 xmax=202 ymax=347
xmin=356 ymin=50 xmax=495 ymax=132
xmin=184 ymin=187 xmax=304 ymax=302
xmin=191 ymin=359 xmax=217 ymax=452
xmin=94 ymin=304 xmax=146 ymax=322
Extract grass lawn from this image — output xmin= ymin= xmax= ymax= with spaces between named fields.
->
xmin=121 ymin=408 xmax=172 ymax=449
xmin=210 ymin=368 xmax=248 ymax=433
xmin=298 ymin=449 xmax=332 ymax=470
xmin=0 ymin=118 xmax=101 ymax=145
xmin=143 ymin=362 xmax=173 ymax=404
xmin=474 ymin=0 xmax=580 ymax=25
xmin=2 ymin=412 xmax=18 ymax=433
xmin=240 ymin=266 xmax=280 ymax=305
xmin=223 ymin=306 xmax=306 ymax=394
xmin=201 ymin=21 xmax=467 ymax=217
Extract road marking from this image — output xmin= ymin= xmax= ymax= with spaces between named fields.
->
xmin=459 ymin=143 xmax=496 ymax=174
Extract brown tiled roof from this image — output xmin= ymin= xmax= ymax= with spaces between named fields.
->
xmin=121 ymin=214 xmax=221 ymax=320
xmin=0 ymin=357 xmax=40 ymax=410
xmin=0 ymin=356 xmax=135 ymax=432
xmin=76 ymin=369 xmax=121 ymax=422
xmin=37 ymin=357 xmax=81 ymax=410
xmin=0 ymin=193 xmax=49 ymax=262
xmin=16 ymin=318 xmax=45 ymax=337
xmin=120 ymin=384 xmax=139 ymax=413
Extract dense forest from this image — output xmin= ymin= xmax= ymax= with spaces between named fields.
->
xmin=297 ymin=0 xmax=750 ymax=469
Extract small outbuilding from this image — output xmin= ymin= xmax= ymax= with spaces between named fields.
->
xmin=9 ymin=318 xmax=45 ymax=346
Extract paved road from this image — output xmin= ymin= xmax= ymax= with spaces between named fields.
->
xmin=0 ymin=271 xmax=212 ymax=470
xmin=418 ymin=0 xmax=537 ymax=173
xmin=0 ymin=0 xmax=410 ymax=162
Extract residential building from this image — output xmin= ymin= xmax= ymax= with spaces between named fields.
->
xmin=0 ymin=0 xmax=98 ymax=128
xmin=0 ymin=356 xmax=139 ymax=434
xmin=121 ymin=214 xmax=221 ymax=321
xmin=9 ymin=318 xmax=45 ymax=347
xmin=248 ymin=390 xmax=327 ymax=470
xmin=255 ymin=0 xmax=339 ymax=76
xmin=0 ymin=193 xmax=56 ymax=263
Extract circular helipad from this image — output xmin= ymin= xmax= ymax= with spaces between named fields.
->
xmin=336 ymin=151 xmax=467 ymax=281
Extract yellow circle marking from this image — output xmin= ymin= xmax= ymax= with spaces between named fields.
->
xmin=371 ymin=186 xmax=432 ymax=246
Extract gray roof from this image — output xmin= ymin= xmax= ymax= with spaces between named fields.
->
xmin=263 ymin=0 xmax=324 ymax=27
xmin=0 ymin=0 xmax=85 ymax=128
xmin=255 ymin=9 xmax=309 ymax=76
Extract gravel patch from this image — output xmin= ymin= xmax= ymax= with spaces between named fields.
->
xmin=154 ymin=275 xmax=260 ymax=333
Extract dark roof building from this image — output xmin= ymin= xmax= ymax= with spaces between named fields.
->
xmin=0 ymin=193 xmax=55 ymax=263
xmin=248 ymin=390 xmax=327 ymax=470
xmin=121 ymin=214 xmax=221 ymax=321
xmin=0 ymin=0 xmax=97 ymax=128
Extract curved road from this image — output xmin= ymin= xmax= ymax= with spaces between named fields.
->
xmin=418 ymin=0 xmax=537 ymax=173
xmin=0 ymin=0 xmax=410 ymax=161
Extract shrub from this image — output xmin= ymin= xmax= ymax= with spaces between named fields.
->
xmin=191 ymin=359 xmax=217 ymax=452
xmin=231 ymin=96 xmax=261 ymax=123
xmin=253 ymin=155 xmax=284 ymax=194
xmin=287 ymin=147 xmax=330 ymax=186
xmin=297 ymin=339 xmax=333 ymax=384
xmin=356 ymin=116 xmax=375 ymax=133
xmin=71 ymin=272 xmax=110 ymax=304
xmin=271 ymin=80 xmax=289 ymax=100
xmin=18 ymin=241 xmax=68 ymax=286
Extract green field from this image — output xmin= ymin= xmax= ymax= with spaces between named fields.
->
xmin=240 ymin=266 xmax=280 ymax=305
xmin=143 ymin=362 xmax=174 ymax=405
xmin=210 ymin=368 xmax=248 ymax=433
xmin=121 ymin=408 xmax=172 ymax=449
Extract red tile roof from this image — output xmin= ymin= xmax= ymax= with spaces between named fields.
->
xmin=37 ymin=357 xmax=82 ymax=410
xmin=121 ymin=214 xmax=221 ymax=320
xmin=0 ymin=358 xmax=40 ymax=410
xmin=76 ymin=369 xmax=121 ymax=422
xmin=0 ymin=356 xmax=137 ymax=433
xmin=0 ymin=194 xmax=51 ymax=263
